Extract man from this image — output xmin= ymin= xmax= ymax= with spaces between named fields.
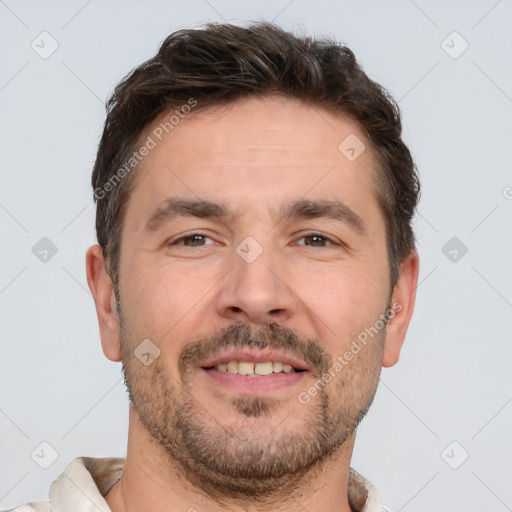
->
xmin=10 ymin=22 xmax=419 ymax=512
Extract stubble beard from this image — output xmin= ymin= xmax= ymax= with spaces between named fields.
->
xmin=120 ymin=321 xmax=383 ymax=502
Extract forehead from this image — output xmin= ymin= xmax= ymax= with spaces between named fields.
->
xmin=125 ymin=96 xmax=382 ymax=231
xmin=150 ymin=96 xmax=370 ymax=168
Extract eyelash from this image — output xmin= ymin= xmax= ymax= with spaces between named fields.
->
xmin=168 ymin=232 xmax=340 ymax=248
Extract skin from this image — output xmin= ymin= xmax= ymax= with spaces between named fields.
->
xmin=86 ymin=96 xmax=419 ymax=512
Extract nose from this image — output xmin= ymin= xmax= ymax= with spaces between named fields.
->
xmin=216 ymin=245 xmax=297 ymax=326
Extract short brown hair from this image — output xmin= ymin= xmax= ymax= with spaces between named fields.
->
xmin=92 ymin=22 xmax=420 ymax=297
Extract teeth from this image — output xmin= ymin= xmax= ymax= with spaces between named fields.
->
xmin=273 ymin=362 xmax=284 ymax=373
xmin=282 ymin=364 xmax=293 ymax=373
xmin=254 ymin=362 xmax=273 ymax=375
xmin=238 ymin=361 xmax=254 ymax=375
xmin=213 ymin=360 xmax=298 ymax=375
xmin=226 ymin=361 xmax=239 ymax=374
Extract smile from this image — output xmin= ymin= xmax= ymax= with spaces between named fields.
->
xmin=205 ymin=360 xmax=303 ymax=376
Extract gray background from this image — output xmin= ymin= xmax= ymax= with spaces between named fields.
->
xmin=1 ymin=1 xmax=511 ymax=510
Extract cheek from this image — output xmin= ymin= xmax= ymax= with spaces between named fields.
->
xmin=121 ymin=256 xmax=221 ymax=340
xmin=302 ymin=262 xmax=385 ymax=318
xmin=299 ymin=263 xmax=387 ymax=353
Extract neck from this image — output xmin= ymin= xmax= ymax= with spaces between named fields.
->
xmin=105 ymin=407 xmax=357 ymax=512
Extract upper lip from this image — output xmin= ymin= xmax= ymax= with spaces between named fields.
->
xmin=200 ymin=348 xmax=309 ymax=371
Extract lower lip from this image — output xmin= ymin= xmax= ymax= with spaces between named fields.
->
xmin=202 ymin=368 xmax=306 ymax=394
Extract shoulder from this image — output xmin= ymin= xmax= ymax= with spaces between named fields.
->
xmin=3 ymin=456 xmax=124 ymax=512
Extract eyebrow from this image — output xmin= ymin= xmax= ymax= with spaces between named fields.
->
xmin=143 ymin=198 xmax=366 ymax=235
xmin=279 ymin=199 xmax=366 ymax=235
xmin=144 ymin=199 xmax=228 ymax=232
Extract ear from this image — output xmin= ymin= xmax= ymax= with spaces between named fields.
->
xmin=382 ymin=249 xmax=420 ymax=368
xmin=86 ymin=245 xmax=122 ymax=362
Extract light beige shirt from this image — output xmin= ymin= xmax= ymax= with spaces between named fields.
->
xmin=5 ymin=457 xmax=390 ymax=512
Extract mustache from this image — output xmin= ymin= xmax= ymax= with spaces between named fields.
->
xmin=178 ymin=322 xmax=332 ymax=378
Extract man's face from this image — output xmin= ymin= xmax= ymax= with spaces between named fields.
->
xmin=116 ymin=96 xmax=392 ymax=496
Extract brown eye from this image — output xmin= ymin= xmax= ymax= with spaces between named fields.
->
xmin=299 ymin=234 xmax=333 ymax=247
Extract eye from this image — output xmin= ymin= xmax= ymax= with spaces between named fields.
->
xmin=170 ymin=234 xmax=215 ymax=247
xmin=296 ymin=233 xmax=336 ymax=247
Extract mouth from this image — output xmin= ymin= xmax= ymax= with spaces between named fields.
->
xmin=200 ymin=349 xmax=309 ymax=394
xmin=203 ymin=360 xmax=306 ymax=376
